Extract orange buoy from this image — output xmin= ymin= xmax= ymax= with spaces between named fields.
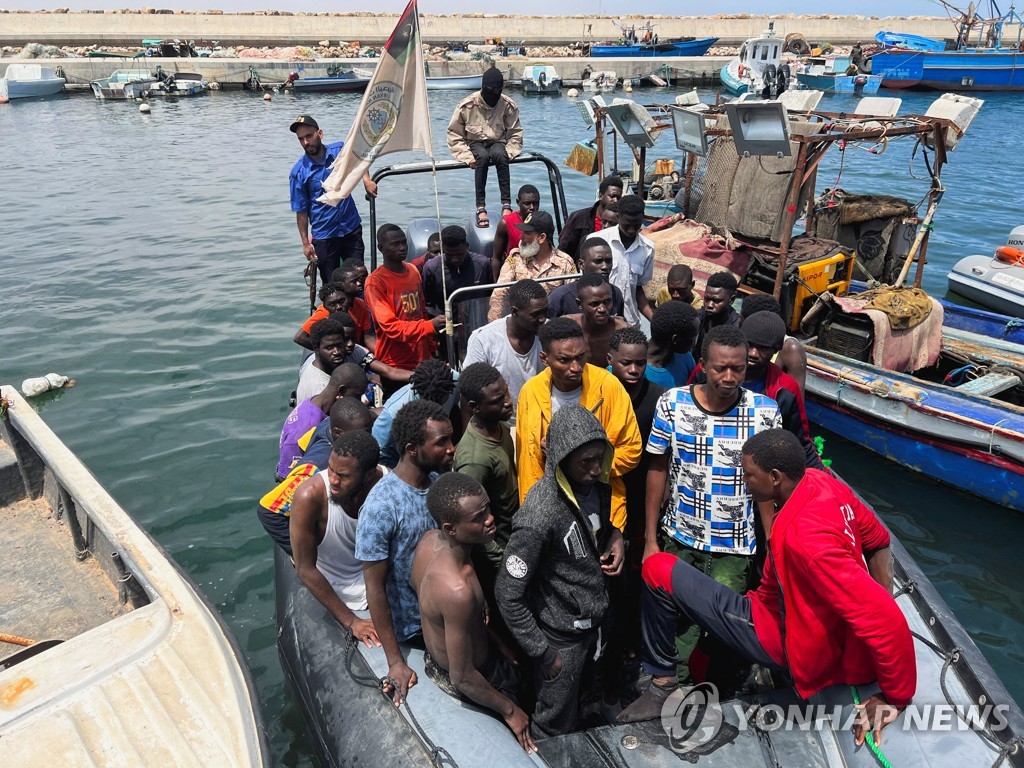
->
xmin=995 ymin=246 xmax=1024 ymax=265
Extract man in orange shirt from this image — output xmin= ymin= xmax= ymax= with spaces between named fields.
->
xmin=364 ymin=224 xmax=445 ymax=398
xmin=292 ymin=260 xmax=376 ymax=353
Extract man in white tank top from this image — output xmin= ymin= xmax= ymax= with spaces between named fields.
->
xmin=290 ymin=430 xmax=389 ymax=648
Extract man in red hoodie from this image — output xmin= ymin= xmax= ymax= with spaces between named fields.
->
xmin=619 ymin=429 xmax=915 ymax=748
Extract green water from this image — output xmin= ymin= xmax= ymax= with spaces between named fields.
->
xmin=0 ymin=84 xmax=1020 ymax=765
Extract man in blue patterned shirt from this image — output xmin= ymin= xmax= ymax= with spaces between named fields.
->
xmin=641 ymin=324 xmax=781 ymax=677
xmin=356 ymin=399 xmax=455 ymax=706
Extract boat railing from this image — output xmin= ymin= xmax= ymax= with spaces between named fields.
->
xmin=367 ymin=151 xmax=570 ymax=268
xmin=0 ymin=387 xmax=155 ymax=608
xmin=441 ymin=272 xmax=579 ymax=368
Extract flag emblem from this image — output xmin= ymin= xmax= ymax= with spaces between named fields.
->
xmin=355 ymin=82 xmax=403 ymax=162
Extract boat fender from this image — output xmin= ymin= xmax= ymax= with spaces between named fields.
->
xmin=21 ymin=373 xmax=76 ymax=398
xmin=738 ymin=64 xmax=746 ymax=78
xmin=994 ymin=246 xmax=1024 ymax=266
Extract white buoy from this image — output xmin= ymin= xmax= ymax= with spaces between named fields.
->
xmin=263 ymin=92 xmax=272 ymax=101
xmin=624 ymin=83 xmax=634 ymax=93
xmin=209 ymin=81 xmax=221 ymax=90
xmin=567 ymin=88 xmax=579 ymax=98
xmin=0 ymin=95 xmax=10 ymax=105
xmin=139 ymin=103 xmax=151 ymax=113
xmin=135 ymin=97 xmax=144 ymax=103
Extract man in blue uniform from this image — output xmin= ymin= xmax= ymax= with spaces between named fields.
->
xmin=289 ymin=115 xmax=378 ymax=284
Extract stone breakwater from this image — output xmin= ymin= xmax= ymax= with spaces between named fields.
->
xmin=0 ymin=11 xmax=959 ymax=48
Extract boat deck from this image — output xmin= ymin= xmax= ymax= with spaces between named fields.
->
xmin=0 ymin=442 xmax=127 ymax=663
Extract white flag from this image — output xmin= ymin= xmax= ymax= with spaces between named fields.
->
xmin=317 ymin=0 xmax=432 ymax=205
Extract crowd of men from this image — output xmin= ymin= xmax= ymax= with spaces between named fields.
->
xmin=271 ymin=108 xmax=917 ymax=749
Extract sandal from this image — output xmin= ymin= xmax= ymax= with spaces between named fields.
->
xmin=475 ymin=207 xmax=490 ymax=228
xmin=501 ymin=203 xmax=514 ymax=217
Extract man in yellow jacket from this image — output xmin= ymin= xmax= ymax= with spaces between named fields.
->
xmin=516 ymin=317 xmax=642 ymax=531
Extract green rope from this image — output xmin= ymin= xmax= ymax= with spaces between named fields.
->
xmin=814 ymin=435 xmax=833 ymax=468
xmin=850 ymin=686 xmax=895 ymax=768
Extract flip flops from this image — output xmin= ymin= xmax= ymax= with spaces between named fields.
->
xmin=475 ymin=207 xmax=490 ymax=228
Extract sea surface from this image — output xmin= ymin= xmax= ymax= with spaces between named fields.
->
xmin=0 ymin=82 xmax=1021 ymax=765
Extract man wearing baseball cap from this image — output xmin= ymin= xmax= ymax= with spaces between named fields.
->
xmin=289 ymin=115 xmax=378 ymax=284
xmin=487 ymin=211 xmax=575 ymax=322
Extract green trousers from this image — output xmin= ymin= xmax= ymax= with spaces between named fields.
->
xmin=660 ymin=537 xmax=753 ymax=678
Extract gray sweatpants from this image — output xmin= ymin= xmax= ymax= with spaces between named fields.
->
xmin=532 ymin=630 xmax=598 ymax=739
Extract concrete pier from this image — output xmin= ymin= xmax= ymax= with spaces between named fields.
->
xmin=9 ymin=56 xmax=731 ymax=90
xmin=0 ymin=12 xmax=966 ymax=48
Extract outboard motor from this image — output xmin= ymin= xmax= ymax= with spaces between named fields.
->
xmin=406 ymin=218 xmax=440 ymax=261
xmin=1007 ymin=226 xmax=1024 ymax=250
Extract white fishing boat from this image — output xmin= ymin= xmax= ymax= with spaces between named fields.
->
xmin=123 ymin=71 xmax=209 ymax=98
xmin=0 ymin=386 xmax=268 ymax=766
xmin=90 ymin=68 xmax=158 ymax=99
xmin=720 ymin=21 xmax=791 ymax=97
xmin=583 ymin=70 xmax=618 ymax=92
xmin=0 ymin=63 xmax=65 ymax=99
xmin=426 ymin=73 xmax=483 ymax=90
xmin=521 ymin=64 xmax=561 ymax=95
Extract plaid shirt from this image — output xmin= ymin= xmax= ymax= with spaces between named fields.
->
xmin=647 ymin=386 xmax=781 ymax=555
xmin=487 ymin=246 xmax=577 ymax=321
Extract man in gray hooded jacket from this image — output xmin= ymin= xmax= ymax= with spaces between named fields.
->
xmin=496 ymin=403 xmax=625 ymax=737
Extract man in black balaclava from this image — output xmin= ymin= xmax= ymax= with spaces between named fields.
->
xmin=447 ymin=66 xmax=524 ymax=230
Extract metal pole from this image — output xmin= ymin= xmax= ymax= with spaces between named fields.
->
xmin=772 ymin=140 xmax=809 ymax=300
xmin=636 ymin=145 xmax=647 ymax=199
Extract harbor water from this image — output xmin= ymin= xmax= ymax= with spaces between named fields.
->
xmin=0 ymin=83 xmax=1021 ymax=765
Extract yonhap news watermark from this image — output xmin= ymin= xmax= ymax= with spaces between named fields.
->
xmin=661 ymin=683 xmax=1012 ymax=755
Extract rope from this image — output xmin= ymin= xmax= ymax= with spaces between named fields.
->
xmin=850 ymin=685 xmax=895 ymax=768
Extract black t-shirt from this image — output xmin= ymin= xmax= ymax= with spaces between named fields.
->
xmin=622 ymin=378 xmax=667 ymax=544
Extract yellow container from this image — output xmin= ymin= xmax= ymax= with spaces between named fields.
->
xmin=654 ymin=158 xmax=675 ymax=176
xmin=787 ymin=251 xmax=854 ymax=330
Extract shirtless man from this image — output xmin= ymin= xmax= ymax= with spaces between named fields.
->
xmin=290 ymin=430 xmax=386 ymax=648
xmin=411 ymin=473 xmax=535 ymax=753
xmin=565 ymin=273 xmax=629 ymax=367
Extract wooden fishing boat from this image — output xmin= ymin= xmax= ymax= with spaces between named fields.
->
xmin=590 ymin=36 xmax=718 ymax=58
xmin=0 ymin=386 xmax=268 ymax=765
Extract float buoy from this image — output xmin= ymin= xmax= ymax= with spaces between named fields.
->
xmin=139 ymin=103 xmax=151 ymax=114
xmin=567 ymin=87 xmax=579 ymax=98
xmin=263 ymin=93 xmax=272 ymax=101
xmin=209 ymin=81 xmax=221 ymax=90
xmin=0 ymin=95 xmax=9 ymax=105
xmin=995 ymin=246 xmax=1024 ymax=265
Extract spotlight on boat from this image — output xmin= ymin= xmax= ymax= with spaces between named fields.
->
xmin=923 ymin=93 xmax=984 ymax=151
xmin=723 ymin=100 xmax=791 ymax=158
xmin=604 ymin=100 xmax=658 ymax=149
xmin=855 ymin=96 xmax=902 ymax=117
xmin=669 ymin=105 xmax=709 ymax=157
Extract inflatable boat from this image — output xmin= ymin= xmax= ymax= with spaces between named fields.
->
xmin=948 ymin=228 xmax=1024 ymax=318
xmin=275 ymin=536 xmax=1024 ymax=767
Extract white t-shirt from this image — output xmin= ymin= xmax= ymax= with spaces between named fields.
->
xmin=463 ymin=316 xmax=544 ymax=417
xmin=550 ymin=384 xmax=582 ymax=415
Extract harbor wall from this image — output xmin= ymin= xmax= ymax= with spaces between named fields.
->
xmin=0 ymin=12 xmax=966 ymax=48
xmin=6 ymin=56 xmax=732 ymax=89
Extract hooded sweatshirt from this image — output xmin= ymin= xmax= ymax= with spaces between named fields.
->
xmin=747 ymin=469 xmax=916 ymax=707
xmin=516 ymin=364 xmax=641 ymax=531
xmin=496 ymin=404 xmax=614 ymax=659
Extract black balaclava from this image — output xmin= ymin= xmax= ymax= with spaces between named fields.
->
xmin=481 ymin=67 xmax=503 ymax=107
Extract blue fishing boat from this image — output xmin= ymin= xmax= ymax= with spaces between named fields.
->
xmin=870 ymin=3 xmax=1024 ymax=90
xmin=796 ymin=55 xmax=882 ymax=94
xmin=804 ymin=288 xmax=1024 ymax=512
xmin=591 ymin=36 xmax=718 ymax=58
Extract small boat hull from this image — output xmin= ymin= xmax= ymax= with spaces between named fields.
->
xmin=0 ymin=65 xmax=65 ymax=99
xmin=796 ymin=72 xmax=882 ymax=93
xmin=90 ymin=69 xmax=157 ymax=99
xmin=874 ymin=31 xmax=948 ymax=52
xmin=720 ymin=61 xmax=748 ymax=94
xmin=291 ymin=76 xmax=371 ymax=93
xmin=590 ymin=36 xmax=718 ymax=58
xmin=948 ymin=253 xmax=1024 ymax=318
xmin=521 ymin=64 xmax=561 ymax=95
xmin=426 ymin=74 xmax=483 ymax=90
